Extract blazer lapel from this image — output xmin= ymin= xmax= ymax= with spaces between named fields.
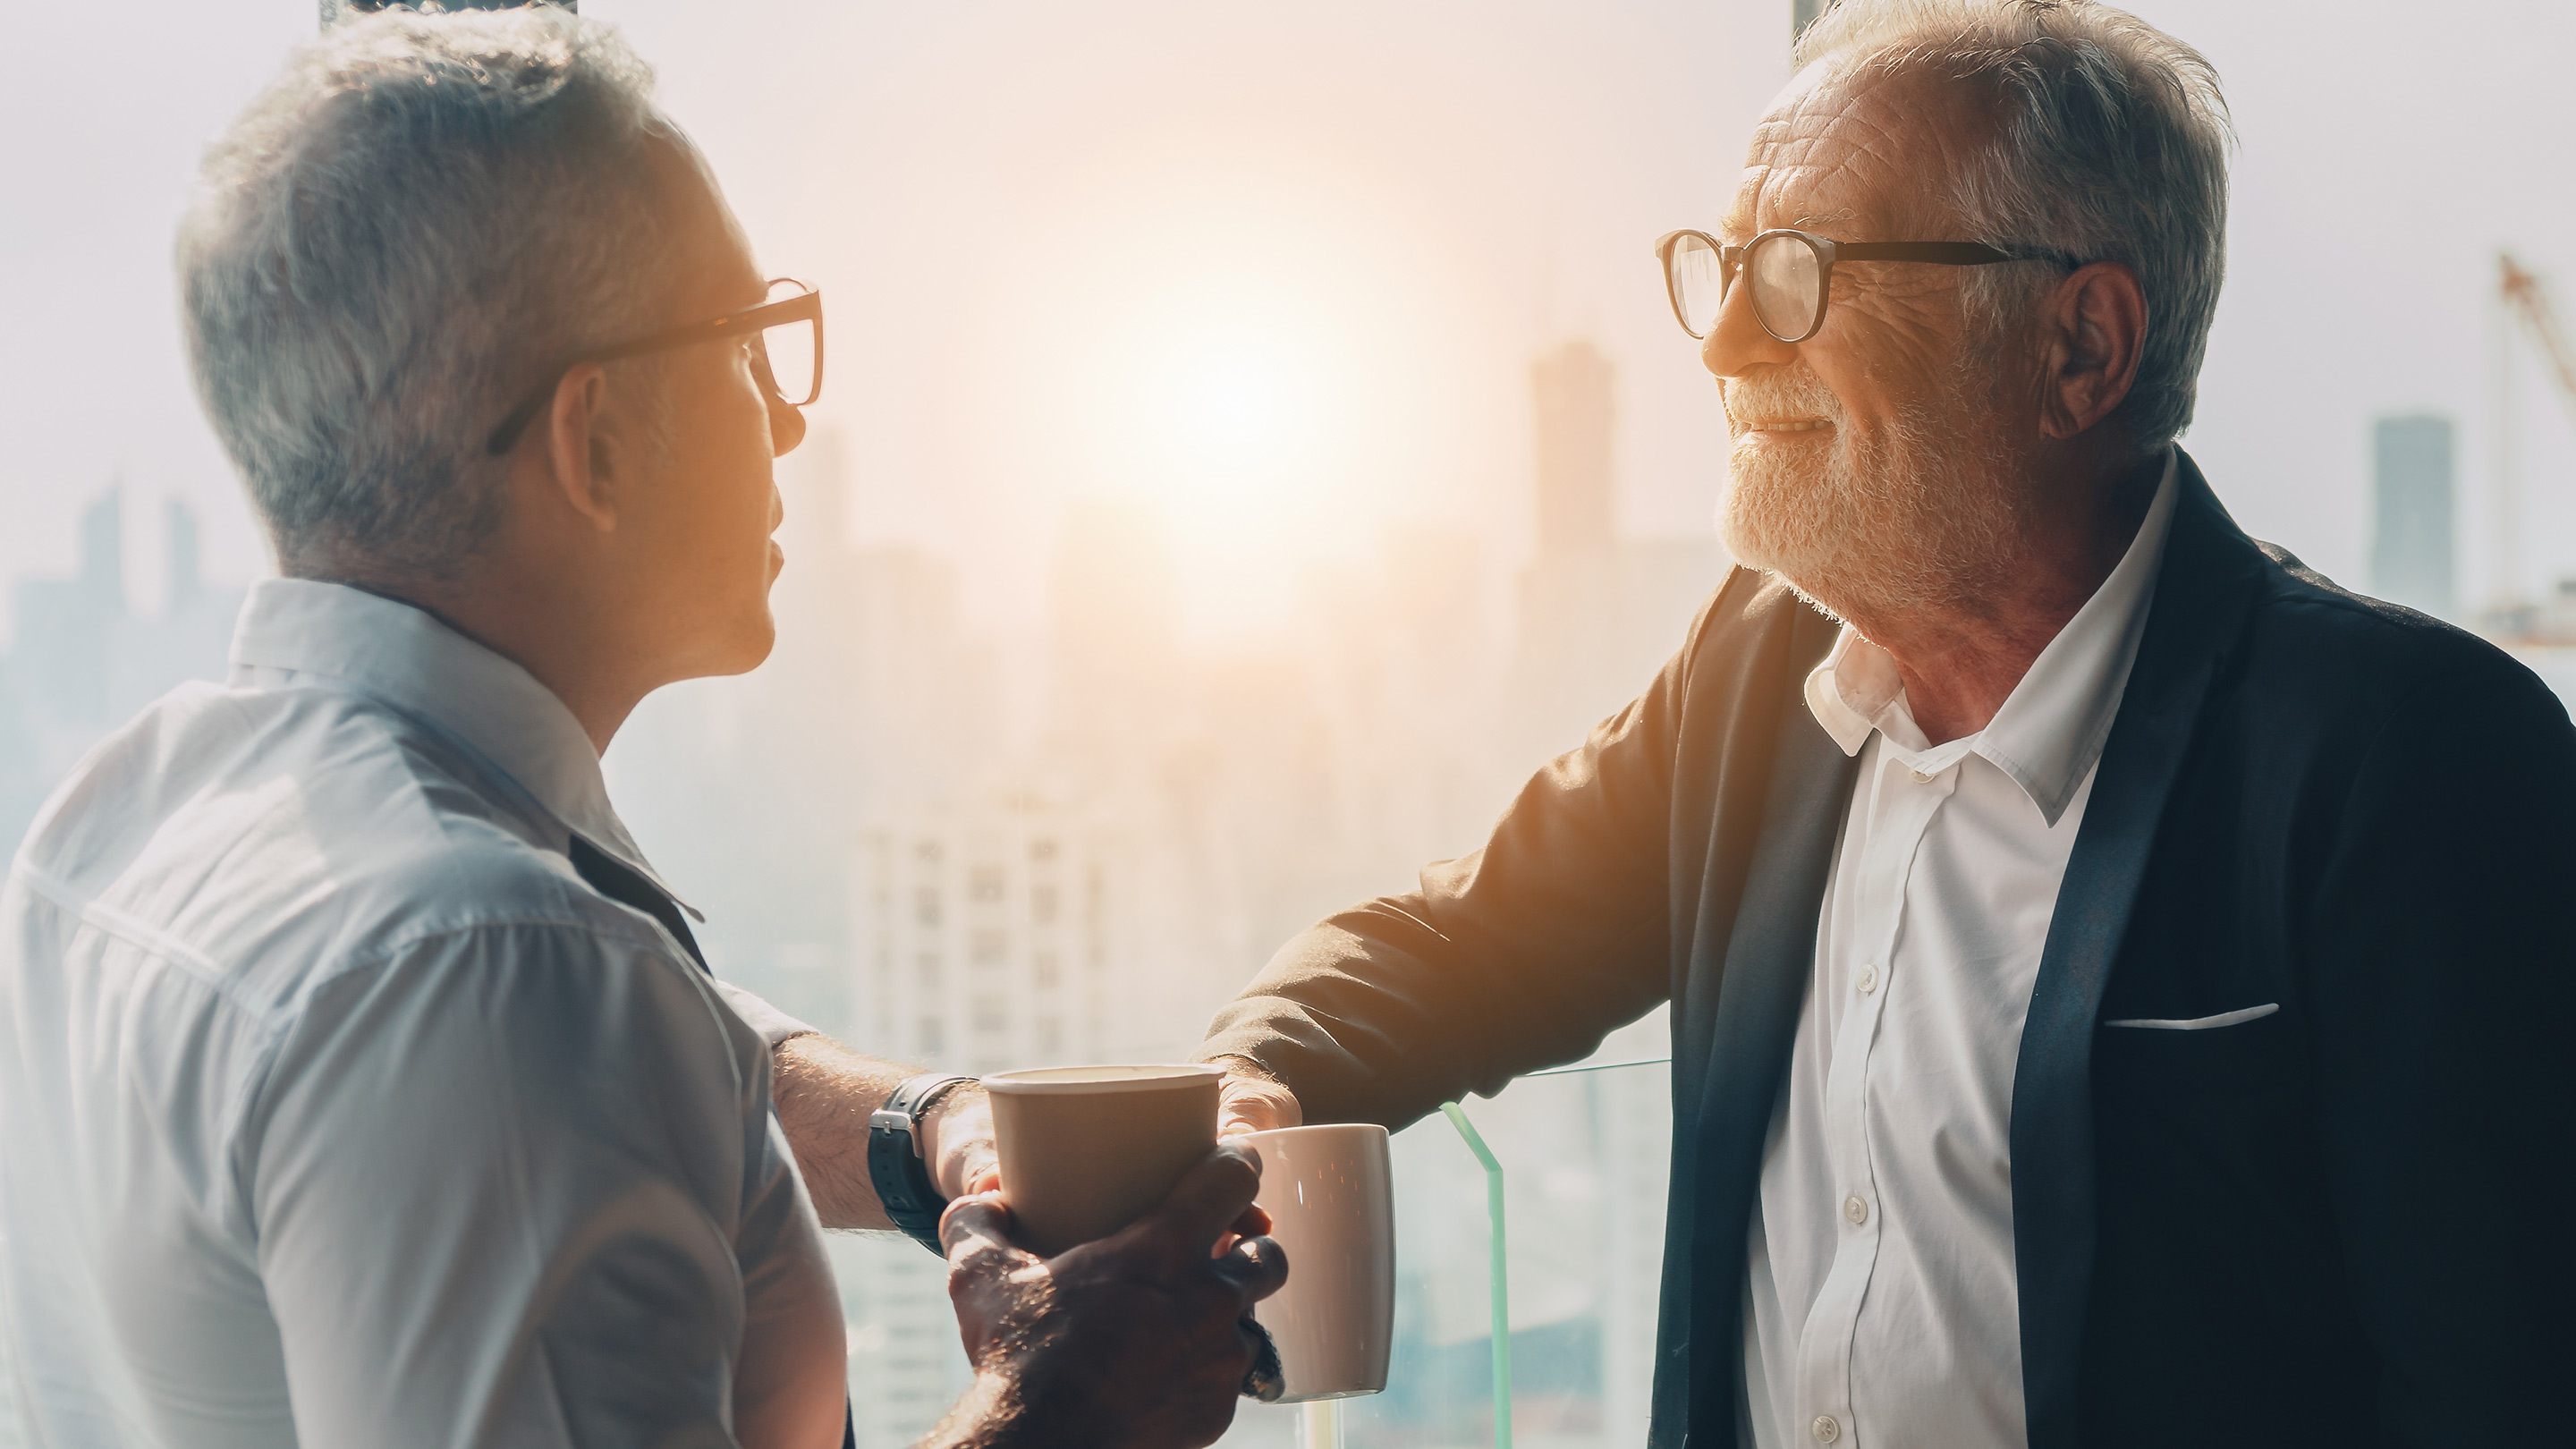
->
xmin=2011 ymin=450 xmax=2270 ymax=1449
xmin=1682 ymin=600 xmax=1857 ymax=1442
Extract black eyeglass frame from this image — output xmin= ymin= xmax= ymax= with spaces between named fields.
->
xmin=484 ymin=279 xmax=824 ymax=456
xmin=1655 ymin=229 xmax=2053 ymax=343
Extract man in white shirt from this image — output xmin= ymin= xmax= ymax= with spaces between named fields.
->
xmin=0 ymin=8 xmax=1281 ymax=1448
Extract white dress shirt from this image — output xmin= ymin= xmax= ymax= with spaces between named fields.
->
xmin=0 ymin=579 xmax=846 ymax=1449
xmin=1739 ymin=454 xmax=2179 ymax=1449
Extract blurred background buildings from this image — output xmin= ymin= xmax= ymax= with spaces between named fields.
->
xmin=8 ymin=0 xmax=2576 ymax=1445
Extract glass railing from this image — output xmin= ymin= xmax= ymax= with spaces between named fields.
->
xmin=1220 ymin=1022 xmax=1673 ymax=1449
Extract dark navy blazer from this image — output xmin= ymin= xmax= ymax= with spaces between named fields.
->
xmin=1200 ymin=450 xmax=2576 ymax=1447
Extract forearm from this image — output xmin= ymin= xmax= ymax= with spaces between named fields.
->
xmin=1199 ymin=889 xmax=1668 ymax=1131
xmin=772 ymin=1033 xmax=995 ymax=1231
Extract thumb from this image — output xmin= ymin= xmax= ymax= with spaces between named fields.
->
xmin=1114 ymin=1142 xmax=1264 ymax=1274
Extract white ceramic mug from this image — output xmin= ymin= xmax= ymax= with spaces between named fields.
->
xmin=1239 ymin=1123 xmax=1397 ymax=1402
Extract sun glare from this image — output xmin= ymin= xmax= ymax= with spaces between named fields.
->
xmin=1154 ymin=335 xmax=1307 ymax=477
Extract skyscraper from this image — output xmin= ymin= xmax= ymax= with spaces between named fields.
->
xmin=2369 ymin=413 xmax=2455 ymax=620
xmin=1513 ymin=340 xmax=1726 ymax=756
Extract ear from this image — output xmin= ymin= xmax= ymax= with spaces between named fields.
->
xmin=538 ymin=361 xmax=628 ymax=532
xmin=2036 ymin=261 xmax=2148 ymax=440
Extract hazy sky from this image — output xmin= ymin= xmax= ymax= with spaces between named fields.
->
xmin=5 ymin=0 xmax=2573 ymax=643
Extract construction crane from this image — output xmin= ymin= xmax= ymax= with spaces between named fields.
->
xmin=2488 ymin=253 xmax=2576 ymax=631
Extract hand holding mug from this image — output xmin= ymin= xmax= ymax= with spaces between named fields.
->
xmin=935 ymin=1144 xmax=1290 ymax=1449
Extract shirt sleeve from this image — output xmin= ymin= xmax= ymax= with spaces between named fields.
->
xmin=712 ymin=978 xmax=823 ymax=1049
xmin=236 ymin=917 xmax=847 ymax=1449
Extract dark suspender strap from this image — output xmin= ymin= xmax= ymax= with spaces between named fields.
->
xmin=567 ymin=835 xmax=708 ymax=972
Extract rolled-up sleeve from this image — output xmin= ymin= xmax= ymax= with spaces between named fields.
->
xmin=237 ymin=919 xmax=845 ymax=1448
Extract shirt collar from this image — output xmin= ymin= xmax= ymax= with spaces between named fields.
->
xmin=1803 ymin=448 xmax=2182 ymax=826
xmin=226 ymin=578 xmax=695 ymax=912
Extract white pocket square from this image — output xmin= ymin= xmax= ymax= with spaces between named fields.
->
xmin=2101 ymin=1003 xmax=2278 ymax=1030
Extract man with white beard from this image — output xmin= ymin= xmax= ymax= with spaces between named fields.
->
xmin=1175 ymin=2 xmax=2576 ymax=1446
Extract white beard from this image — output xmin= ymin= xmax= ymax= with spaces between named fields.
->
xmin=1717 ymin=358 xmax=2022 ymax=627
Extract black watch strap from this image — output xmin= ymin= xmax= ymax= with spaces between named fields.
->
xmin=868 ymin=1073 xmax=976 ymax=1256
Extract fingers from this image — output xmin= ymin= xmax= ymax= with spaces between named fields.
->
xmin=938 ymin=1192 xmax=1026 ymax=1273
xmin=927 ymin=1093 xmax=1002 ymax=1201
xmin=1121 ymin=1142 xmax=1264 ymax=1273
xmin=1216 ymin=1072 xmax=1303 ymax=1138
xmin=1212 ymin=1233 xmax=1290 ymax=1306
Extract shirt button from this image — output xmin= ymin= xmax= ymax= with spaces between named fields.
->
xmin=1843 ymin=1195 xmax=1868 ymax=1225
xmin=1813 ymin=1415 xmax=1842 ymax=1443
xmin=1855 ymin=962 xmax=1878 ymax=995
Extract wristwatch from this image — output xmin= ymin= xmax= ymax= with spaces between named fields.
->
xmin=868 ymin=1073 xmax=978 ymax=1255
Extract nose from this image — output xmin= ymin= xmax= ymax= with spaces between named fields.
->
xmin=1702 ymin=269 xmax=1799 ymax=382
xmin=767 ymin=388 xmax=808 ymax=457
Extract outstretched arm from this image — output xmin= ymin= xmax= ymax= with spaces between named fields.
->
xmin=1196 ymin=582 xmax=1747 ymax=1131
xmin=769 ymin=1031 xmax=997 ymax=1229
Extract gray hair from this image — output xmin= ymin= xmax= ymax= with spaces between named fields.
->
xmin=178 ymin=6 xmax=687 ymax=575
xmin=1795 ymin=0 xmax=2233 ymax=449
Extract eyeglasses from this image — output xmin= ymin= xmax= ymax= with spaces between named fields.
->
xmin=1655 ymin=229 xmax=2033 ymax=344
xmin=484 ymin=278 xmax=824 ymax=456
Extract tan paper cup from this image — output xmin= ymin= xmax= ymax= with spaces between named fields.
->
xmin=983 ymin=1063 xmax=1224 ymax=1257
xmin=1241 ymin=1123 xmax=1396 ymax=1402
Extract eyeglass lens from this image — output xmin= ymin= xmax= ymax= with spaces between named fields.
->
xmin=755 ymin=281 xmax=820 ymax=407
xmin=1746 ymin=234 xmax=1822 ymax=341
xmin=1668 ymin=233 xmax=1725 ymax=339
xmin=1666 ymin=232 xmax=1826 ymax=342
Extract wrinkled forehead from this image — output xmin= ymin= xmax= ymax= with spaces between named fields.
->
xmin=1721 ymin=62 xmax=1990 ymax=244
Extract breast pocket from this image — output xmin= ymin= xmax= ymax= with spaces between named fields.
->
xmin=2094 ymin=1003 xmax=2294 ymax=1099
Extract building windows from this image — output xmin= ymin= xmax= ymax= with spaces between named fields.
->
xmin=1032 ymin=952 xmax=1060 ymax=990
xmin=970 ymin=929 xmax=1009 ymax=968
xmin=916 ymin=953 xmax=942 ymax=988
xmin=970 ymin=996 xmax=1008 ymax=1034
xmin=968 ymin=864 xmax=1006 ymax=903
xmin=1030 ymin=884 xmax=1059 ymax=925
xmin=1036 ymin=1016 xmax=1062 ymax=1054
xmin=1030 ymin=837 xmax=1059 ymax=863
xmin=913 ymin=886 xmax=941 ymax=928
xmin=918 ymin=1017 xmax=944 ymax=1055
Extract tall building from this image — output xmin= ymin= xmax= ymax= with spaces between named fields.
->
xmin=1532 ymin=342 xmax=1617 ymax=562
xmin=838 ymin=795 xmax=1123 ymax=1449
xmin=849 ymin=797 xmax=1120 ymax=1074
xmin=1513 ymin=340 xmax=1726 ymax=756
xmin=2370 ymin=413 xmax=2455 ymax=619
xmin=0 ymin=489 xmax=243 ymax=849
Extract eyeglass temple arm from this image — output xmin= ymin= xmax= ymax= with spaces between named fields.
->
xmin=1827 ymin=242 xmax=2035 ymax=265
xmin=483 ymin=288 xmax=823 ymax=456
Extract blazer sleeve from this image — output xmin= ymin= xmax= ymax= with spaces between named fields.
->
xmin=1196 ymin=580 xmax=1738 ymax=1131
xmin=2304 ymin=655 xmax=2576 ymax=1441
